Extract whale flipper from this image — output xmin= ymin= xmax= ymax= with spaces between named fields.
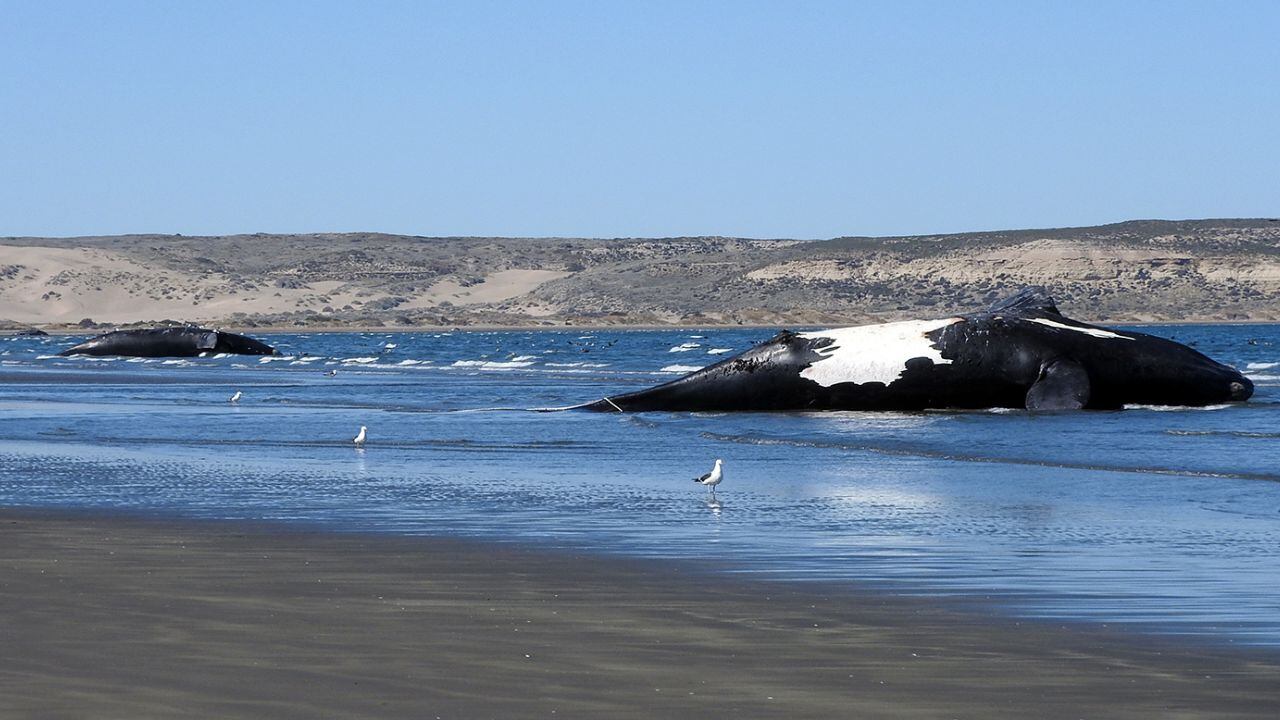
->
xmin=988 ymin=286 xmax=1061 ymax=316
xmin=1025 ymin=359 xmax=1090 ymax=410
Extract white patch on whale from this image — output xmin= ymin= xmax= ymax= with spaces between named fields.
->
xmin=1027 ymin=317 xmax=1133 ymax=340
xmin=798 ymin=318 xmax=962 ymax=387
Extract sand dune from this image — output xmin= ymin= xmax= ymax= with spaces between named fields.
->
xmin=0 ymin=245 xmax=570 ymax=326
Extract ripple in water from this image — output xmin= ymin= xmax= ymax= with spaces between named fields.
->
xmin=0 ymin=323 xmax=1278 ymax=646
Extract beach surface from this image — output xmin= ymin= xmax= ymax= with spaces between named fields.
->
xmin=1 ymin=509 xmax=1276 ymax=719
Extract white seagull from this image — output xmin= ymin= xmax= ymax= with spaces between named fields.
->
xmin=229 ymin=390 xmax=242 ymax=403
xmin=693 ymin=459 xmax=724 ymax=495
xmin=353 ymin=425 xmax=367 ymax=447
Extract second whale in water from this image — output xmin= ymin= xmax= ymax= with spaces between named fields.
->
xmin=577 ymin=288 xmax=1253 ymax=412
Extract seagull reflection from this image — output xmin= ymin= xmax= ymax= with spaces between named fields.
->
xmin=705 ymin=496 xmax=723 ymax=517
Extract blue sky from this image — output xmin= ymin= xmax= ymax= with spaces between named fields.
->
xmin=2 ymin=1 xmax=1277 ymax=238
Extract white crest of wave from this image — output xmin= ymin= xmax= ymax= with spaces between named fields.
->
xmin=660 ymin=363 xmax=706 ymax=373
xmin=451 ymin=359 xmax=536 ymax=369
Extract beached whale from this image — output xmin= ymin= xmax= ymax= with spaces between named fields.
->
xmin=577 ymin=288 xmax=1253 ymax=412
xmin=59 ymin=327 xmax=277 ymax=358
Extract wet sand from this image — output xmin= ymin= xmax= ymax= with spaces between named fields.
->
xmin=1 ymin=509 xmax=1276 ymax=719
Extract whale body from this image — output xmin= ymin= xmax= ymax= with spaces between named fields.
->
xmin=59 ymin=327 xmax=276 ymax=358
xmin=579 ymin=288 xmax=1252 ymax=412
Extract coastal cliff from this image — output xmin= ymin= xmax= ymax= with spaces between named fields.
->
xmin=2 ymin=218 xmax=1278 ymax=329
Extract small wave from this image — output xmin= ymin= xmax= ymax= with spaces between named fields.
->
xmin=1246 ymin=362 xmax=1277 ymax=370
xmin=258 ymin=355 xmax=297 ymax=363
xmin=546 ymin=362 xmax=610 ymax=368
xmin=1245 ymin=374 xmax=1280 ymax=381
xmin=707 ymin=348 xmax=733 ymax=355
xmin=668 ymin=343 xmax=701 ymax=353
xmin=31 ymin=435 xmax=600 ymax=451
xmin=396 ymin=359 xmax=427 ymax=366
xmin=510 ymin=355 xmax=539 ymax=362
xmin=660 ymin=364 xmax=705 ymax=373
xmin=1166 ymin=429 xmax=1280 ymax=439
xmin=383 ymin=343 xmax=397 ymax=349
xmin=451 ymin=359 xmax=536 ymax=369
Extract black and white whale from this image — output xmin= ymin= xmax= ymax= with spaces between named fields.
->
xmin=577 ymin=288 xmax=1252 ymax=412
xmin=59 ymin=327 xmax=277 ymax=358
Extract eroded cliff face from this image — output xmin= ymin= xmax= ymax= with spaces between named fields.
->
xmin=2 ymin=219 xmax=1278 ymax=329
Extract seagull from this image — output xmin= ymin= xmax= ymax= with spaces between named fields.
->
xmin=229 ymin=390 xmax=242 ymax=403
xmin=325 ymin=369 xmax=338 ymax=377
xmin=353 ymin=425 xmax=367 ymax=447
xmin=693 ymin=459 xmax=723 ymax=495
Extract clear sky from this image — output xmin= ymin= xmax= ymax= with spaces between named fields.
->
xmin=2 ymin=1 xmax=1277 ymax=239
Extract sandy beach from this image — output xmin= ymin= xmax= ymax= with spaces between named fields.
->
xmin=1 ymin=509 xmax=1276 ymax=719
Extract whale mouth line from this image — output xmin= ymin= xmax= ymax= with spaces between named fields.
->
xmin=1027 ymin=317 xmax=1135 ymax=340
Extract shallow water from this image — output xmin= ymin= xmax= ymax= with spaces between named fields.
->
xmin=2 ymin=325 xmax=1278 ymax=646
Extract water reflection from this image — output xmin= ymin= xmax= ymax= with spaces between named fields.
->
xmin=0 ymin=324 xmax=1278 ymax=646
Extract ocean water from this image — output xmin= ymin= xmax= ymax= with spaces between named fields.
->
xmin=1 ymin=325 xmax=1278 ymax=646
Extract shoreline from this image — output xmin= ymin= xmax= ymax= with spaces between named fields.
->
xmin=11 ymin=316 xmax=1280 ymax=337
xmin=2 ymin=507 xmax=1277 ymax=718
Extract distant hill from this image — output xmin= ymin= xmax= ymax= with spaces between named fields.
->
xmin=2 ymin=219 xmax=1278 ymax=329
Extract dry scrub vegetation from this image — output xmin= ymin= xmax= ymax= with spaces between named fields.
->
xmin=1 ymin=219 xmax=1278 ymax=330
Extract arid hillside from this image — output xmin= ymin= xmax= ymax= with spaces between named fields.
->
xmin=1 ymin=219 xmax=1278 ymax=330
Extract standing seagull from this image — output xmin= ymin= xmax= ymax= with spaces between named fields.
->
xmin=229 ymin=390 xmax=242 ymax=403
xmin=693 ymin=459 xmax=724 ymax=495
xmin=353 ymin=425 xmax=367 ymax=447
